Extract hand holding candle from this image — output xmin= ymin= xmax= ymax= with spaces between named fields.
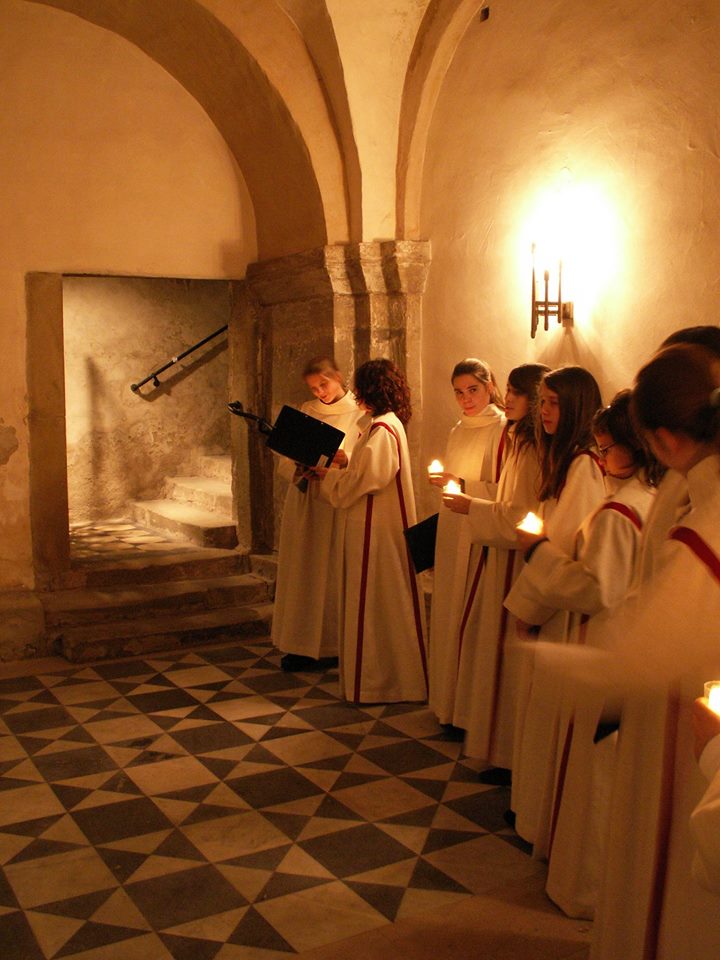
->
xmin=515 ymin=511 xmax=546 ymax=551
xmin=517 ymin=511 xmax=544 ymax=534
xmin=705 ymin=682 xmax=720 ymax=715
xmin=441 ymin=479 xmax=471 ymax=513
xmin=428 ymin=459 xmax=452 ymax=488
xmin=693 ymin=691 xmax=720 ymax=760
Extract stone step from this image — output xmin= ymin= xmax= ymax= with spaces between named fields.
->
xmin=131 ymin=499 xmax=238 ymax=549
xmin=166 ymin=475 xmax=234 ymax=515
xmin=43 ymin=573 xmax=271 ymax=628
xmin=250 ymin=552 xmax=279 ymax=587
xmin=59 ymin=602 xmax=274 ymax=663
xmin=73 ymin=547 xmax=250 ymax=589
xmin=199 ymin=454 xmax=232 ymax=482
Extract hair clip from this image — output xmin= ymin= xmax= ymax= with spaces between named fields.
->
xmin=711 ymin=386 xmax=720 ymax=408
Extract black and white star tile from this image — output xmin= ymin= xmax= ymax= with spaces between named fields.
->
xmin=0 ymin=640 xmax=540 ymax=959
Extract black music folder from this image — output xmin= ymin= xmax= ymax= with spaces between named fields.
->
xmin=404 ymin=513 xmax=439 ymax=573
xmin=265 ymin=405 xmax=345 ymax=467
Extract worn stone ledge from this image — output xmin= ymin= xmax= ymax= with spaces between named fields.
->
xmin=0 ymin=590 xmax=47 ymax=661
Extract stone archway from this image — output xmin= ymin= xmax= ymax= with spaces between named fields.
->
xmin=396 ymin=0 xmax=489 ymax=240
xmin=27 ymin=0 xmax=334 ymax=258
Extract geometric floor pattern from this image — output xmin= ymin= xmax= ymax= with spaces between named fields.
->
xmin=70 ymin=518 xmax=201 ymax=564
xmin=0 ymin=638 xmax=537 ymax=959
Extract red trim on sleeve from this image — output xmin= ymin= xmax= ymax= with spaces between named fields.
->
xmin=600 ymin=501 xmax=643 ymax=532
xmin=669 ymin=526 xmax=720 ymax=585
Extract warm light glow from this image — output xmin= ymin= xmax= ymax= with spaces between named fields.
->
xmin=428 ymin=459 xmax=444 ymax=474
xmin=517 ymin=511 xmax=544 ymax=534
xmin=705 ymin=681 xmax=720 ymax=715
xmin=443 ymin=479 xmax=462 ymax=495
xmin=521 ymin=168 xmax=621 ymax=319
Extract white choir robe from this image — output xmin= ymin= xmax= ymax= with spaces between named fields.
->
xmin=321 ymin=411 xmax=428 ymax=703
xmin=503 ymin=451 xmax=606 ymax=843
xmin=428 ymin=406 xmax=506 ymax=724
xmin=543 ymin=649 xmax=621 ymax=919
xmin=691 ymin=734 xmax=720 ymax=894
xmin=451 ymin=438 xmax=541 ymax=767
xmin=628 ymin=467 xmax=688 ymax=593
xmin=591 ymin=453 xmax=720 ymax=960
xmin=535 ymin=477 xmax=655 ymax=918
xmin=272 ymin=393 xmax=365 ymax=659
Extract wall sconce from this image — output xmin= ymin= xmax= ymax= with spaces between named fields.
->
xmin=531 ymin=243 xmax=574 ymax=339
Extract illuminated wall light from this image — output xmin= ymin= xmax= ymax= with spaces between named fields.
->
xmin=523 ymin=170 xmax=621 ymax=338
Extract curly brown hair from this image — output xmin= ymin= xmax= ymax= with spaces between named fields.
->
xmin=353 ymin=359 xmax=412 ymax=426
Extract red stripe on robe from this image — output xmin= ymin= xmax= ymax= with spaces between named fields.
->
xmin=352 ymin=421 xmax=427 ymax=695
xmin=670 ymin=526 xmax=720 ymax=585
xmin=600 ymin=500 xmax=643 ymax=531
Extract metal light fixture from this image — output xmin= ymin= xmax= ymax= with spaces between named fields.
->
xmin=531 ymin=242 xmax=573 ymax=338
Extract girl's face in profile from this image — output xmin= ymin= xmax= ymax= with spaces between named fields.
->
xmin=305 ymin=372 xmax=344 ymax=405
xmin=453 ymin=374 xmax=491 ymax=417
xmin=539 ymin=383 xmax=561 ymax=435
xmin=594 ymin=430 xmax=636 ymax=479
xmin=504 ymin=383 xmax=530 ymax=422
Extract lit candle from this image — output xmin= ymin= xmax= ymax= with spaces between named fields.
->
xmin=428 ymin=459 xmax=444 ymax=475
xmin=517 ymin=511 xmax=544 ymax=535
xmin=443 ymin=479 xmax=462 ymax=495
xmin=704 ymin=681 xmax=720 ymax=715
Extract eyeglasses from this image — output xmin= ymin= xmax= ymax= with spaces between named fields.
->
xmin=597 ymin=441 xmax=617 ymax=457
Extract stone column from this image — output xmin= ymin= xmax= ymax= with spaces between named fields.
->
xmin=239 ymin=240 xmax=431 ymax=550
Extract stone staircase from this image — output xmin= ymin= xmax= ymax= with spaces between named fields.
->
xmin=43 ymin=548 xmax=277 ymax=663
xmin=130 ymin=454 xmax=238 ymax=549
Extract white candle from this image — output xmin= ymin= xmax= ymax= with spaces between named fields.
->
xmin=443 ymin=479 xmax=462 ymax=495
xmin=704 ymin=681 xmax=720 ymax=715
xmin=517 ymin=511 xmax=544 ymax=535
xmin=428 ymin=459 xmax=444 ymax=474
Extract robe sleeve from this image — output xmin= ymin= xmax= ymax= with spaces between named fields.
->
xmin=320 ymin=422 xmax=399 ymax=509
xmin=511 ymin=503 xmax=641 ymax=616
xmin=504 ymin=453 xmax=606 ymax=625
xmin=466 ymin=445 xmax=540 ymax=549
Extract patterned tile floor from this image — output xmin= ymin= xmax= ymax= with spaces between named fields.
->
xmin=0 ymin=639 xmax=588 ymax=960
xmin=70 ymin=519 xmax=199 ymax=564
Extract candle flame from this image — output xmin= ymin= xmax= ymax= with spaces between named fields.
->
xmin=706 ymin=682 xmax=720 ymax=716
xmin=443 ymin=479 xmax=462 ymax=495
xmin=428 ymin=459 xmax=444 ymax=474
xmin=517 ymin=511 xmax=544 ymax=534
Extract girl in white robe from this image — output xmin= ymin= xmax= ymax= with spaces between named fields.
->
xmin=511 ymin=391 xmax=660 ymax=917
xmin=427 ymin=358 xmax=506 ymax=726
xmin=272 ymin=357 xmax=365 ymax=670
xmin=502 ymin=366 xmax=606 ymax=844
xmin=318 ymin=358 xmax=427 ymax=703
xmin=440 ymin=363 xmax=548 ymax=770
xmin=589 ymin=344 xmax=720 ymax=960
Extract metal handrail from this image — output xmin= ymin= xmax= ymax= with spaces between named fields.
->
xmin=130 ymin=324 xmax=228 ymax=393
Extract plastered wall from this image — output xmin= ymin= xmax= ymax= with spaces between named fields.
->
xmin=63 ymin=277 xmax=233 ymax=522
xmin=419 ymin=0 xmax=720 ymax=489
xmin=0 ymin=0 xmax=255 ymax=589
